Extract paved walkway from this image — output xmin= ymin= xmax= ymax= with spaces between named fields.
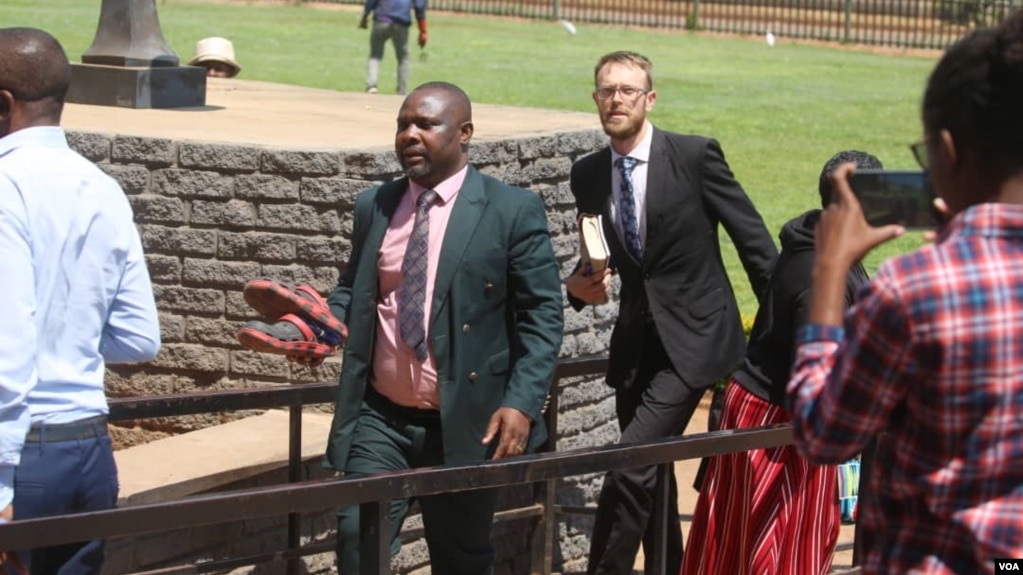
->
xmin=61 ymin=77 xmax=599 ymax=150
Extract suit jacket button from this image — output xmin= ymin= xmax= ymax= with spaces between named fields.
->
xmin=462 ymin=324 xmax=470 ymax=333
xmin=469 ymin=372 xmax=478 ymax=381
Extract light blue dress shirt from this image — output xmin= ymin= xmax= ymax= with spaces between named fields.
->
xmin=0 ymin=126 xmax=161 ymax=514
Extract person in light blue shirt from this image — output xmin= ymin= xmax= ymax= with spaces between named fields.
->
xmin=0 ymin=27 xmax=161 ymax=574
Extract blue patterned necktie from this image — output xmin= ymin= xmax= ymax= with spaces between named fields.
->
xmin=615 ymin=156 xmax=643 ymax=261
xmin=399 ymin=189 xmax=438 ymax=362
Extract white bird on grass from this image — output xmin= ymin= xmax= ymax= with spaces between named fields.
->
xmin=766 ymin=28 xmax=776 ymax=47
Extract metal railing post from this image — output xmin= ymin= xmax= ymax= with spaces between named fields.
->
xmin=844 ymin=0 xmax=853 ymax=43
xmin=529 ymin=478 xmax=556 ymax=574
xmin=530 ymin=377 xmax=561 ymax=575
xmin=360 ymin=500 xmax=391 ymax=575
xmin=286 ymin=405 xmax=303 ymax=575
xmin=650 ymin=462 xmax=673 ymax=574
xmin=552 ymin=0 xmax=561 ymax=20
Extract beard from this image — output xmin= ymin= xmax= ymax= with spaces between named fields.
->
xmin=399 ymin=154 xmax=432 ymax=181
xmin=600 ymin=110 xmax=644 ymax=140
xmin=404 ymin=163 xmax=431 ymax=180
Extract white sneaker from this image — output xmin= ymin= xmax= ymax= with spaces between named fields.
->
xmin=366 ymin=86 xmax=378 ymax=94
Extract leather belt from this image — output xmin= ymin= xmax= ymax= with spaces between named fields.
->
xmin=365 ymin=386 xmax=441 ymax=428
xmin=25 ymin=415 xmax=108 ymax=443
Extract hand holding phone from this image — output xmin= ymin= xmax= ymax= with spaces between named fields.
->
xmin=808 ymin=163 xmax=907 ymax=325
xmin=848 ymin=169 xmax=940 ymax=230
xmin=818 ymin=164 xmax=910 ymax=268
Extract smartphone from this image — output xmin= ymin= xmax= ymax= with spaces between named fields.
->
xmin=848 ymin=169 xmax=939 ymax=230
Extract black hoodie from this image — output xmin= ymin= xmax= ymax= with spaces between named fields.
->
xmin=732 ymin=209 xmax=869 ymax=406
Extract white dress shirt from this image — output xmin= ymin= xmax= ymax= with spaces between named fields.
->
xmin=0 ymin=126 xmax=161 ymax=511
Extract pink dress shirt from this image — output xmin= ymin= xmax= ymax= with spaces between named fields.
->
xmin=370 ymin=166 xmax=468 ymax=409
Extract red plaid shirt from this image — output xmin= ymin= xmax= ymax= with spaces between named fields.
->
xmin=789 ymin=203 xmax=1023 ymax=575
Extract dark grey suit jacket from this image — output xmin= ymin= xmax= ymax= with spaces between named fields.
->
xmin=570 ymin=127 xmax=778 ymax=390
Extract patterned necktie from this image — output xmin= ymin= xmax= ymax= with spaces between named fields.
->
xmin=399 ymin=189 xmax=439 ymax=362
xmin=615 ymin=156 xmax=643 ymax=261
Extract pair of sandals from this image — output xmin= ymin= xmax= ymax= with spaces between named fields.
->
xmin=236 ymin=279 xmax=349 ymax=362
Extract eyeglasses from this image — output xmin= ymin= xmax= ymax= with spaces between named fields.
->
xmin=594 ymin=86 xmax=649 ymax=101
xmin=910 ymin=140 xmax=928 ymax=170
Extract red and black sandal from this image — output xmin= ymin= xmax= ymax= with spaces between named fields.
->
xmin=236 ymin=314 xmax=337 ymax=359
xmin=242 ymin=279 xmax=348 ymax=345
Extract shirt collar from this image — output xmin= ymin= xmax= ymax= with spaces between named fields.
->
xmin=409 ymin=164 xmax=469 ymax=205
xmin=0 ymin=126 xmax=68 ymax=158
xmin=942 ymin=202 xmax=1023 ymax=241
xmin=610 ymin=121 xmax=653 ymax=165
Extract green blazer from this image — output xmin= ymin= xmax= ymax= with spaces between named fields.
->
xmin=325 ymin=166 xmax=564 ymax=470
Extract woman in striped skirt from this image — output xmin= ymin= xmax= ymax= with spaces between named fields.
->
xmin=680 ymin=150 xmax=879 ymax=575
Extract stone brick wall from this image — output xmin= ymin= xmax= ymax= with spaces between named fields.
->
xmin=69 ymin=128 xmax=620 ymax=573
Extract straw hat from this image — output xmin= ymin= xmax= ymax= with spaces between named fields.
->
xmin=188 ymin=37 xmax=241 ymax=77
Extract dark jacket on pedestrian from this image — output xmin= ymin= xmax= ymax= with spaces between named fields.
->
xmin=364 ymin=0 xmax=426 ymax=26
xmin=732 ymin=209 xmax=870 ymax=406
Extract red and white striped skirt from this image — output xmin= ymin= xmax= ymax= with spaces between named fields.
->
xmin=680 ymin=380 xmax=840 ymax=575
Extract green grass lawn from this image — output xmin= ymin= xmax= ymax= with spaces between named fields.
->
xmin=0 ymin=0 xmax=941 ymax=315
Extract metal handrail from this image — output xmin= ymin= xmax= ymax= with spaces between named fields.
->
xmin=107 ymin=382 xmax=338 ymax=420
xmin=0 ymin=356 xmax=800 ymax=574
xmin=0 ymin=425 xmax=791 ymax=549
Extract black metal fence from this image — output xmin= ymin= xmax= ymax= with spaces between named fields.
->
xmin=0 ymin=357 xmax=802 ymax=575
xmin=325 ymin=0 xmax=1019 ymax=49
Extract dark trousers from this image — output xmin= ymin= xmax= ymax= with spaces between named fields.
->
xmin=587 ymin=331 xmax=705 ymax=575
xmin=11 ymin=420 xmax=118 ymax=575
xmin=336 ymin=390 xmax=498 ymax=575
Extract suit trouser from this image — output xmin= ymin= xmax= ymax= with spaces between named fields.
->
xmin=10 ymin=418 xmax=118 ymax=575
xmin=336 ymin=389 xmax=498 ymax=575
xmin=587 ymin=327 xmax=706 ymax=575
xmin=366 ymin=21 xmax=410 ymax=94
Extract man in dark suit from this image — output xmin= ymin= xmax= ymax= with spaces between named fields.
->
xmin=565 ymin=51 xmax=778 ymax=575
xmin=323 ymin=81 xmax=564 ymax=575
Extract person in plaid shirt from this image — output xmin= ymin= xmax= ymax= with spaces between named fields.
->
xmin=788 ymin=8 xmax=1023 ymax=575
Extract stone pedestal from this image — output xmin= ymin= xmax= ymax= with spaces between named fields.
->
xmin=67 ymin=0 xmax=207 ymax=109
xmin=67 ymin=63 xmax=206 ymax=109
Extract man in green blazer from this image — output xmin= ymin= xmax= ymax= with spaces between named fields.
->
xmin=323 ymin=81 xmax=564 ymax=575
